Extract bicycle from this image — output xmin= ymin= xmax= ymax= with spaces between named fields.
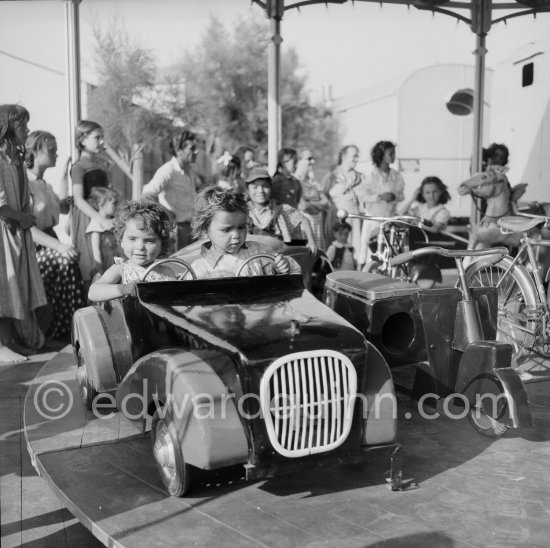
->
xmin=463 ymin=213 xmax=550 ymax=371
xmin=336 ymin=209 xmax=440 ymax=287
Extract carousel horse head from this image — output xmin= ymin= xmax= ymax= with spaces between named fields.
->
xmin=457 ymin=166 xmax=509 ymax=200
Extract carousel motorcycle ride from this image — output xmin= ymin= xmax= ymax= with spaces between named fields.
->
xmin=323 ymin=245 xmax=533 ymax=437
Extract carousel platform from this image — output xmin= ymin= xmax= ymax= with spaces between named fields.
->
xmin=14 ymin=345 xmax=550 ymax=547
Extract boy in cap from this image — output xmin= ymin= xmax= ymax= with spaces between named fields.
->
xmin=246 ymin=167 xmax=317 ymax=254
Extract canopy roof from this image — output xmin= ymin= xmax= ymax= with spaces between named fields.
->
xmin=253 ymin=0 xmax=550 ymax=33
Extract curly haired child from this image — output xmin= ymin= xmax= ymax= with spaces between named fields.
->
xmin=88 ymin=200 xmax=176 ymax=302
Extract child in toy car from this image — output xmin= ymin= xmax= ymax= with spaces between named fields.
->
xmin=88 ymin=200 xmax=177 ymax=302
xmin=188 ymin=186 xmax=301 ymax=278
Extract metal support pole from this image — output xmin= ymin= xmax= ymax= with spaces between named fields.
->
xmin=267 ymin=13 xmax=282 ymax=174
xmin=64 ymin=0 xmax=82 ymax=164
xmin=132 ymin=145 xmax=144 ymax=200
xmin=471 ymin=32 xmax=487 ymax=224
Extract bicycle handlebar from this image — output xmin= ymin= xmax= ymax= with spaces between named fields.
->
xmin=336 ymin=209 xmax=433 ymax=228
xmin=389 ymin=246 xmax=509 ymax=267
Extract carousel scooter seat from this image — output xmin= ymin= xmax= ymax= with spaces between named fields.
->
xmin=325 ymin=271 xmax=418 ymax=300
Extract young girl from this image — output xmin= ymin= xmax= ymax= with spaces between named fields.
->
xmin=190 ymin=185 xmax=300 ymax=279
xmin=88 ymin=200 xmax=176 ymax=302
xmin=0 ymin=104 xmax=47 ymax=362
xmin=358 ymin=141 xmax=406 ymax=270
xmin=86 ymin=186 xmax=120 ymax=276
xmin=70 ymin=120 xmax=113 ymax=288
xmin=400 ymin=176 xmax=451 ymax=233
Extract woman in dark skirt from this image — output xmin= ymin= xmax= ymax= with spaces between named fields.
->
xmin=26 ymin=130 xmax=86 ymax=340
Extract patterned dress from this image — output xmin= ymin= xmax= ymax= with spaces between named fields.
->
xmin=114 ymin=257 xmax=175 ymax=284
xmin=28 ymin=172 xmax=86 ymax=340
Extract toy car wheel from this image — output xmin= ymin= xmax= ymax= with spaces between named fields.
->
xmin=76 ymin=348 xmax=98 ymax=410
xmin=151 ymin=408 xmax=193 ymax=496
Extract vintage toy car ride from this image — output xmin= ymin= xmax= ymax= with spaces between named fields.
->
xmin=72 ymin=254 xmax=402 ymax=496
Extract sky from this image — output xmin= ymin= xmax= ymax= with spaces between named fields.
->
xmin=1 ymin=0 xmax=550 ymax=101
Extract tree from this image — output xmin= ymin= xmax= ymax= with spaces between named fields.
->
xmin=88 ymin=18 xmax=172 ymax=168
xmin=171 ymin=13 xmax=340 ymax=174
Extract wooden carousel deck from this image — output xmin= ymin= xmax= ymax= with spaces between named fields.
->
xmin=4 ymin=345 xmax=550 ymax=547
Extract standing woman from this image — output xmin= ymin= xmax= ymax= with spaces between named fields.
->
xmin=357 ymin=141 xmax=405 ymax=269
xmin=70 ymin=120 xmax=113 ymax=289
xmin=322 ymin=145 xmax=367 ymax=258
xmin=25 ymin=131 xmax=86 ymax=340
xmin=0 ymin=105 xmax=47 ymax=363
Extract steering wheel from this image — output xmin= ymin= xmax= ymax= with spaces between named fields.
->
xmin=235 ymin=253 xmax=278 ymax=277
xmin=141 ymin=257 xmax=197 ymax=281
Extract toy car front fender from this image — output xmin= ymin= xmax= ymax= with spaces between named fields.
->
xmin=116 ymin=348 xmax=249 ymax=470
xmin=72 ymin=306 xmax=118 ymax=393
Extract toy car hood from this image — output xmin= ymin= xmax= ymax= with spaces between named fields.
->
xmin=135 ymin=274 xmax=367 ymax=365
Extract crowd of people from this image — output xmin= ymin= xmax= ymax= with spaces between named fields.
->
xmin=1 ymin=101 xmax=517 ymax=364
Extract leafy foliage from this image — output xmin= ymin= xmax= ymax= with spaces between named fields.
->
xmin=88 ymin=18 xmax=171 ymax=164
xmin=89 ymin=13 xmax=340 ymax=177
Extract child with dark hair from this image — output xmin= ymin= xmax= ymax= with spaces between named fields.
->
xmin=190 ymin=185 xmax=300 ymax=279
xmin=86 ymin=186 xmax=120 ymax=276
xmin=88 ymin=200 xmax=176 ymax=302
xmin=326 ymin=221 xmax=356 ymax=271
xmin=400 ymin=176 xmax=451 ymax=233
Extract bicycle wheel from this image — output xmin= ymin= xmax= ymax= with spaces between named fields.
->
xmin=465 ymin=257 xmax=538 ymax=362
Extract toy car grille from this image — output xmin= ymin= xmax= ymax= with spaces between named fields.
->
xmin=259 ymin=350 xmax=357 ymax=458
